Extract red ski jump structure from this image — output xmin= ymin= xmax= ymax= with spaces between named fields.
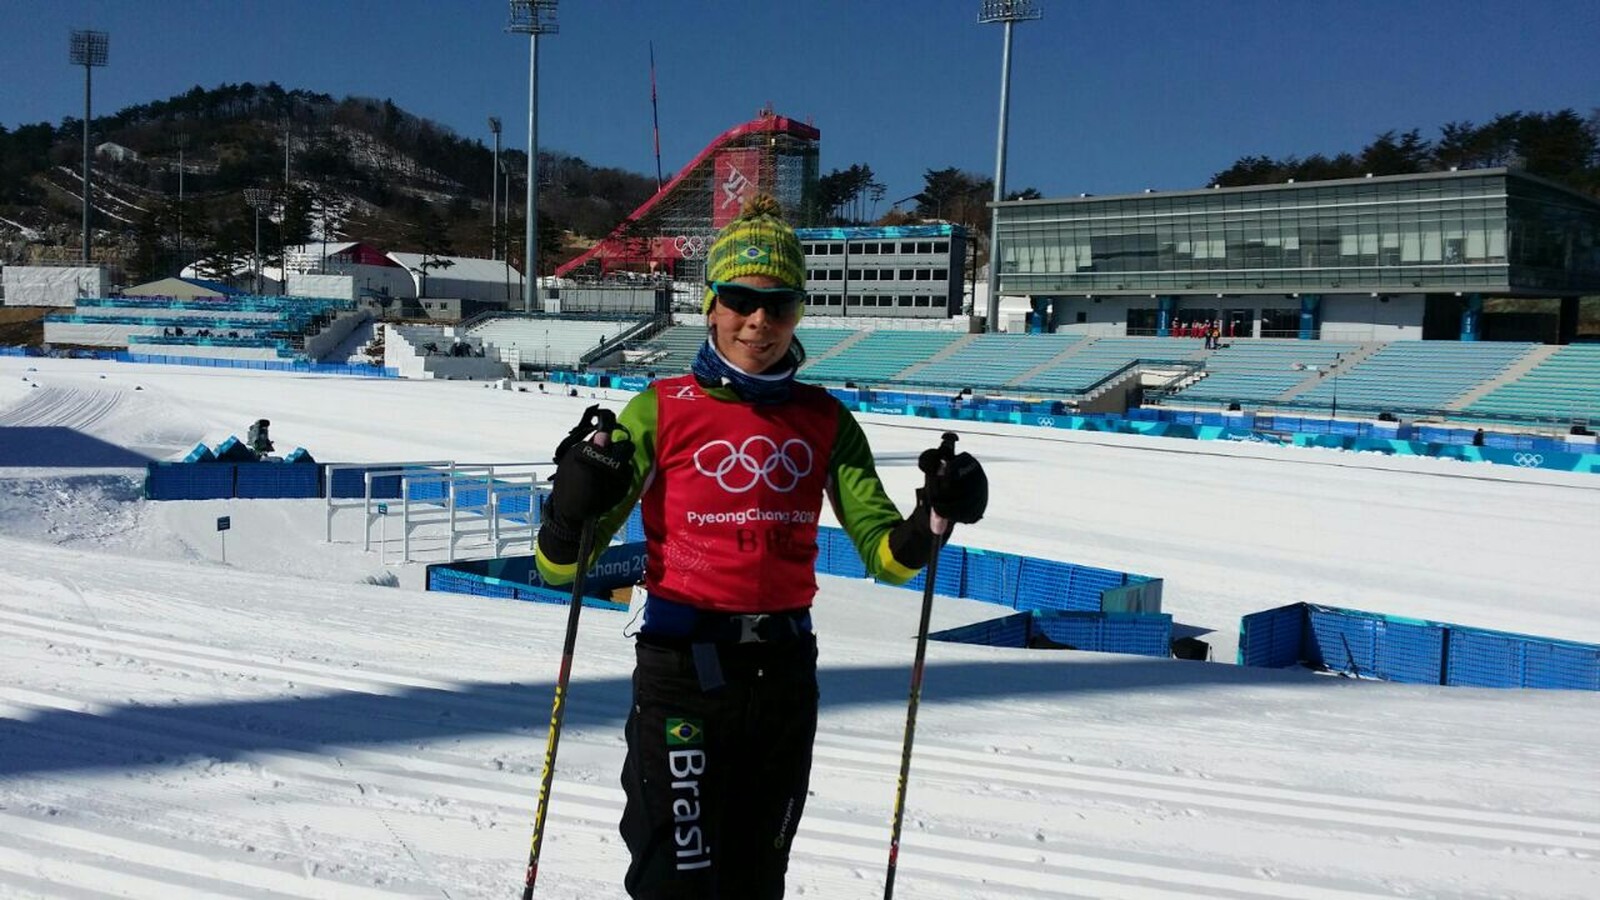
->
xmin=555 ymin=109 xmax=820 ymax=281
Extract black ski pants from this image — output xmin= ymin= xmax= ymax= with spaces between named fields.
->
xmin=620 ymin=633 xmax=819 ymax=899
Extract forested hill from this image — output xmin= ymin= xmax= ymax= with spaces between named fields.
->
xmin=0 ymin=82 xmax=656 ymax=283
xmin=1210 ymin=110 xmax=1599 ymax=195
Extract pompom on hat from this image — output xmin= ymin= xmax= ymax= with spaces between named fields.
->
xmin=702 ymin=194 xmax=806 ymax=317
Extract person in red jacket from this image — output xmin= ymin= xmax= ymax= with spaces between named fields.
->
xmin=535 ymin=195 xmax=988 ymax=899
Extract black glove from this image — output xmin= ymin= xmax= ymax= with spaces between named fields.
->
xmin=547 ymin=433 xmax=635 ymax=524
xmin=538 ymin=408 xmax=634 ymax=567
xmin=917 ymin=448 xmax=987 ymax=525
xmin=545 ymin=406 xmax=633 ymax=523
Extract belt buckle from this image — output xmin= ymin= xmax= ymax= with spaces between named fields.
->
xmin=735 ymin=614 xmax=769 ymax=644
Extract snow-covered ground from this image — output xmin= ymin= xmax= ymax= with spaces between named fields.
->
xmin=0 ymin=355 xmax=1596 ymax=899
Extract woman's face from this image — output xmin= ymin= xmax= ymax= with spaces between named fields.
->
xmin=707 ymin=274 xmax=799 ymax=374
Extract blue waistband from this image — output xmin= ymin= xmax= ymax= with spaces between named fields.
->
xmin=642 ymin=593 xmax=812 ymax=642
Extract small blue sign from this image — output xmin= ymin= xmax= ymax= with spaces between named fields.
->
xmin=377 ymin=503 xmax=389 ymax=516
xmin=216 ymin=516 xmax=231 ymax=532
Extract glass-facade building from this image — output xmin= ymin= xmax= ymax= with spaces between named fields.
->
xmin=995 ymin=168 xmax=1600 ymax=298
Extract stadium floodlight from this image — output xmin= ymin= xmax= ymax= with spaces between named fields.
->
xmin=977 ymin=1 xmax=1041 ymax=333
xmin=244 ymin=188 xmax=276 ymax=296
xmin=489 ymin=117 xmax=502 ymax=261
xmin=508 ymin=0 xmax=559 ymax=315
xmin=70 ymin=29 xmax=109 ymax=264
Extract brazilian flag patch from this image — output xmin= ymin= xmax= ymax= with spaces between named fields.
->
xmin=740 ymin=243 xmax=771 ymax=264
xmin=665 ymin=718 xmax=704 ymax=746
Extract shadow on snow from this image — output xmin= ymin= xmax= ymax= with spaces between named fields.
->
xmin=0 ymin=655 xmax=1326 ymax=778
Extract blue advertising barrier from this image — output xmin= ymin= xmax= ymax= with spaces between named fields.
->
xmin=145 ymin=461 xmax=325 ymax=500
xmin=235 ymin=462 xmax=322 ymax=499
xmin=930 ymin=610 xmax=1173 ymax=657
xmin=425 ymin=540 xmax=649 ymax=612
xmin=1237 ymin=602 xmax=1600 ymax=690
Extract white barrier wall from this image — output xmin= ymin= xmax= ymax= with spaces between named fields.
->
xmin=383 ymin=324 xmax=510 ymax=380
xmin=289 ymin=267 xmax=416 ymax=302
xmin=304 ymin=310 xmax=372 ymax=361
xmin=43 ymin=321 xmax=161 ymax=346
xmin=3 ymin=266 xmax=110 ymax=307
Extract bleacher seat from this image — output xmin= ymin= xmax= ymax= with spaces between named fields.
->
xmin=800 ymin=330 xmax=966 ymax=384
xmin=907 ymin=333 xmax=1080 ymax=388
xmin=1464 ymin=344 xmax=1600 ymax=423
xmin=1292 ymin=342 xmax=1536 ymax=414
xmin=1178 ymin=339 xmax=1359 ymax=404
xmin=1026 ymin=337 xmax=1205 ymax=393
xmin=467 ymin=317 xmax=639 ymax=369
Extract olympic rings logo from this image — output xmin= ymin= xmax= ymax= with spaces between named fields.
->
xmin=1512 ymin=452 xmax=1544 ymax=468
xmin=694 ymin=436 xmax=814 ymax=493
xmin=1035 ymin=416 xmax=1056 ymax=427
xmin=674 ymin=234 xmax=708 ymax=259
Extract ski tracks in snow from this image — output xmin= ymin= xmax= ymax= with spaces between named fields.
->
xmin=0 ymin=385 xmax=124 ymax=431
xmin=1 ymin=605 xmax=1596 ymax=898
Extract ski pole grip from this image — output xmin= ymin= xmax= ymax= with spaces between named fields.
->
xmin=921 ymin=432 xmax=958 ymax=538
xmin=920 ymin=432 xmax=958 ymax=478
xmin=589 ymin=408 xmax=617 ymax=448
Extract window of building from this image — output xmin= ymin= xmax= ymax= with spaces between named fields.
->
xmin=848 ymin=269 xmax=862 ymax=280
xmin=934 ymin=241 xmax=948 ymax=254
xmin=901 ymin=242 xmax=916 ymax=253
xmin=863 ymin=269 xmax=879 ymax=281
xmin=917 ymin=241 xmax=933 ymax=253
xmin=914 ymin=296 xmax=932 ymax=307
xmin=848 ymin=242 xmax=865 ymax=254
xmin=915 ymin=269 xmax=931 ymax=280
xmin=898 ymin=296 xmax=914 ymax=306
xmin=900 ymin=268 xmax=914 ymax=280
xmin=933 ymin=269 xmax=947 ymax=280
xmin=1261 ymin=307 xmax=1299 ymax=338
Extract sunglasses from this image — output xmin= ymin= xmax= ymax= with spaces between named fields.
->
xmin=709 ymin=281 xmax=805 ymax=318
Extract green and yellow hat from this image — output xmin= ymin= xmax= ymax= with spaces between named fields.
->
xmin=702 ymin=194 xmax=806 ymax=317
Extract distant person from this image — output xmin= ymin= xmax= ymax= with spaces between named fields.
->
xmin=247 ymin=419 xmax=274 ymax=454
xmin=1472 ymin=428 xmax=1485 ymax=447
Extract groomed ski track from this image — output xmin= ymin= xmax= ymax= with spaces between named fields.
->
xmin=0 ymin=357 xmax=1595 ymax=898
xmin=1 ymin=542 xmax=1595 ymax=899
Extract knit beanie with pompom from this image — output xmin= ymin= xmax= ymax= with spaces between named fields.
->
xmin=702 ymin=194 xmax=806 ymax=316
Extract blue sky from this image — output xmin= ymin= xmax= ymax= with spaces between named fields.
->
xmin=4 ymin=0 xmax=1596 ymax=212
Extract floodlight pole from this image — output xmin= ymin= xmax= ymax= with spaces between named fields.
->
xmin=509 ymin=1 xmax=559 ymax=315
xmin=244 ymin=188 xmax=274 ymax=295
xmin=489 ymin=117 xmax=503 ymax=261
xmin=70 ymin=29 xmax=109 ymax=264
xmin=979 ymin=2 xmax=1040 ymax=333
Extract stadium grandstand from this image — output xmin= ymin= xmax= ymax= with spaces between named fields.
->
xmin=42 ymin=294 xmax=368 ymax=363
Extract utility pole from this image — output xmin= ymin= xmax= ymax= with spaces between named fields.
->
xmin=69 ymin=29 xmax=109 ymax=264
xmin=489 ymin=117 xmax=502 ymax=261
xmin=175 ymin=133 xmax=188 ymax=273
xmin=508 ymin=1 xmax=558 ymax=314
xmin=978 ymin=1 xmax=1041 ymax=333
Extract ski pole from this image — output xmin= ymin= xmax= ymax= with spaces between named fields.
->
xmin=521 ymin=408 xmax=614 ymax=899
xmin=884 ymin=431 xmax=957 ymax=900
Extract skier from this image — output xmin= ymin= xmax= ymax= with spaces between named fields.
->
xmin=534 ymin=195 xmax=988 ymax=899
